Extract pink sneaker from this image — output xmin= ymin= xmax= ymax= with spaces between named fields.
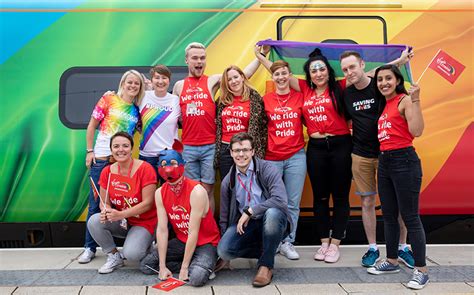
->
xmin=324 ymin=244 xmax=340 ymax=263
xmin=314 ymin=244 xmax=329 ymax=261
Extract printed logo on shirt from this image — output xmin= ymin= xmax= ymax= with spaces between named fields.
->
xmin=353 ymin=98 xmax=375 ymax=111
xmin=269 ymin=107 xmax=299 ymax=137
xmin=169 ymin=204 xmax=190 ymax=235
xmin=144 ymin=103 xmax=174 ymax=112
xmin=305 ymin=96 xmax=331 ymax=122
xmin=378 ymin=113 xmax=391 ymax=142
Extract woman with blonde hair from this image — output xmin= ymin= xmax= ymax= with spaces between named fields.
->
xmin=79 ymin=69 xmax=144 ymax=264
xmin=214 ymin=65 xmax=267 ymax=178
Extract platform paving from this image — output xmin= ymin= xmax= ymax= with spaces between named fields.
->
xmin=0 ymin=245 xmax=473 ymax=294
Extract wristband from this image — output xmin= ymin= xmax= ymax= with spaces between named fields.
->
xmin=260 ymin=52 xmax=267 ymax=58
xmin=243 ymin=206 xmax=252 ymax=217
xmin=411 ymin=100 xmax=420 ymax=103
xmin=86 ymin=149 xmax=94 ymax=153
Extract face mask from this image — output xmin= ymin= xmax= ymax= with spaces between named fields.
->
xmin=158 ymin=165 xmax=185 ymax=183
xmin=158 ymin=149 xmax=185 ymax=183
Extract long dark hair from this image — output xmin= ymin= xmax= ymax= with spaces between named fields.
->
xmin=303 ymin=48 xmax=344 ymax=115
xmin=374 ymin=64 xmax=408 ymax=100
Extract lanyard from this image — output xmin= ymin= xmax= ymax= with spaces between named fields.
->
xmin=117 ymin=158 xmax=134 ymax=178
xmin=237 ymin=171 xmax=253 ymax=204
xmin=117 ymin=159 xmax=134 ymax=209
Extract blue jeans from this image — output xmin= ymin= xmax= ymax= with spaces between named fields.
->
xmin=267 ymin=148 xmax=306 ymax=243
xmin=138 ymin=154 xmax=164 ymax=184
xmin=378 ymin=147 xmax=426 ymax=267
xmin=183 ymin=144 xmax=216 ymax=184
xmin=85 ymin=158 xmax=109 ymax=251
xmin=217 ymin=208 xmax=287 ymax=269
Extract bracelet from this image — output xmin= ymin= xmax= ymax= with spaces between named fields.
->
xmin=411 ymin=100 xmax=420 ymax=103
xmin=259 ymin=52 xmax=267 ymax=58
xmin=86 ymin=149 xmax=94 ymax=153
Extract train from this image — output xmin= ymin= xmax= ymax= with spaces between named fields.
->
xmin=0 ymin=0 xmax=472 ymax=247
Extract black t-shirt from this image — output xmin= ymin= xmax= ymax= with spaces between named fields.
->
xmin=343 ymin=78 xmax=385 ymax=158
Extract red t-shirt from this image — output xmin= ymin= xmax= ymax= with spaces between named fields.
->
xmin=264 ymin=89 xmax=305 ymax=160
xmin=299 ymin=79 xmax=349 ymax=136
xmin=99 ymin=162 xmax=157 ymax=235
xmin=221 ymin=96 xmax=251 ymax=143
xmin=378 ymin=93 xmax=414 ymax=151
xmin=161 ymin=178 xmax=220 ymax=246
xmin=179 ymin=75 xmax=216 ymax=145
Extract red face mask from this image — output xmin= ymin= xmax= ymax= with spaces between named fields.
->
xmin=158 ymin=165 xmax=185 ymax=183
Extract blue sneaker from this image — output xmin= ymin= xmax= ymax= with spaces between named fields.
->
xmin=398 ymin=248 xmax=415 ymax=269
xmin=361 ymin=249 xmax=380 ymax=267
xmin=367 ymin=260 xmax=400 ymax=275
xmin=407 ymin=268 xmax=429 ymax=289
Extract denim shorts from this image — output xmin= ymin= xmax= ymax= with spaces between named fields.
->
xmin=183 ymin=143 xmax=216 ymax=184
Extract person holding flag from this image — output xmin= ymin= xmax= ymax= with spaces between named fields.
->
xmin=80 ymin=70 xmax=143 ymax=264
xmin=87 ymin=131 xmax=157 ymax=274
xmin=367 ymin=65 xmax=429 ymax=290
xmin=139 ymin=140 xmax=220 ymax=286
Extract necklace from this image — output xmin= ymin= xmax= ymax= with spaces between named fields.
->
xmin=276 ymin=92 xmax=291 ymax=110
xmin=170 ymin=177 xmax=185 ymax=195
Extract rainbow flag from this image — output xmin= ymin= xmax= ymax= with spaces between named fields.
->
xmin=257 ymin=39 xmax=413 ymax=83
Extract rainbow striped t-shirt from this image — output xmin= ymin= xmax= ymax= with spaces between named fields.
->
xmin=92 ymin=94 xmax=139 ymax=157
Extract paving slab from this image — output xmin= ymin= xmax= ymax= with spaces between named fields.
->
xmin=213 ymin=285 xmax=280 ymax=295
xmin=277 ymin=283 xmax=346 ymax=294
xmin=411 ymin=282 xmax=474 ymax=294
xmin=148 ymin=285 xmax=212 ymax=294
xmin=426 ymin=245 xmax=474 ymax=266
xmin=13 ymin=286 xmax=81 ymax=294
xmin=341 ymin=283 xmax=412 ymax=294
xmin=80 ymin=286 xmax=145 ymax=294
xmin=0 ymin=286 xmax=17 ymax=295
xmin=0 ymin=249 xmax=80 ymax=270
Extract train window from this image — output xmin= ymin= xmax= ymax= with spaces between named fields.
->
xmin=276 ymin=15 xmax=387 ymax=44
xmin=59 ymin=66 xmax=188 ymax=129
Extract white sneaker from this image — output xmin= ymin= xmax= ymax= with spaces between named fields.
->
xmin=279 ymin=242 xmax=300 ymax=260
xmin=98 ymin=252 xmax=124 ymax=274
xmin=78 ymin=248 xmax=95 ymax=264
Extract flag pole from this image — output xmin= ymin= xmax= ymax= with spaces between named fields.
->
xmin=416 ymin=49 xmax=440 ymax=84
xmin=105 ymin=173 xmax=111 ymax=211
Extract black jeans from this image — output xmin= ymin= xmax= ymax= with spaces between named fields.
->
xmin=306 ymin=135 xmax=352 ymax=240
xmin=378 ymin=147 xmax=426 ymax=267
xmin=219 ymin=143 xmax=234 ymax=179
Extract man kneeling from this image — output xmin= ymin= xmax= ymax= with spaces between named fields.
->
xmin=217 ymin=132 xmax=291 ymax=287
xmin=140 ymin=141 xmax=220 ymax=286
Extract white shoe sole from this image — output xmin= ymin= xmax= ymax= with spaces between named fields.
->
xmin=367 ymin=268 xmax=400 ymax=275
xmin=407 ymin=279 xmax=429 ymax=290
xmin=98 ymin=263 xmax=124 ymax=274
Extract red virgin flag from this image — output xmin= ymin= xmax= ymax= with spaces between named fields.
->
xmin=109 ymin=173 xmax=136 ymax=197
xmin=428 ymin=50 xmax=466 ymax=84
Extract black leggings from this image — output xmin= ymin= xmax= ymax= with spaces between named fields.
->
xmin=307 ymin=135 xmax=352 ymax=240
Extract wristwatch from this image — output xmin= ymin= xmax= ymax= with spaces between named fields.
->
xmin=86 ymin=149 xmax=94 ymax=153
xmin=243 ymin=206 xmax=252 ymax=217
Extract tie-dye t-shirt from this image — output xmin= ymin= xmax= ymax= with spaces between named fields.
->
xmin=139 ymin=91 xmax=181 ymax=157
xmin=92 ymin=94 xmax=139 ymax=157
